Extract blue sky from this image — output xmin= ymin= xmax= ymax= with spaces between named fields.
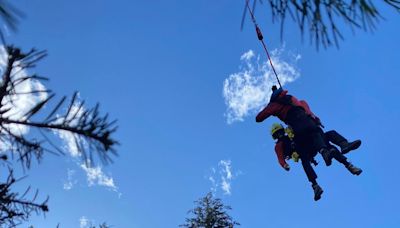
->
xmin=5 ymin=0 xmax=400 ymax=227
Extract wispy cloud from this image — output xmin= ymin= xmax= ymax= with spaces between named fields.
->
xmin=52 ymin=102 xmax=86 ymax=158
xmin=79 ymin=216 xmax=91 ymax=228
xmin=219 ymin=160 xmax=233 ymax=195
xmin=208 ymin=160 xmax=241 ymax=196
xmin=223 ymin=47 xmax=301 ymax=124
xmin=80 ymin=163 xmax=118 ymax=192
xmin=0 ymin=46 xmax=48 ymax=138
xmin=79 ymin=216 xmax=109 ymax=228
xmin=53 ymin=103 xmax=118 ymax=193
xmin=63 ymin=169 xmax=77 ymax=190
xmin=0 ymin=47 xmax=118 ymax=193
xmin=208 ymin=167 xmax=217 ymax=193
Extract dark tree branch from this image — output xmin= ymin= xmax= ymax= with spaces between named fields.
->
xmin=0 ymin=46 xmax=118 ymax=169
xmin=0 ymin=3 xmax=119 ymax=226
xmin=254 ymin=0 xmax=400 ymax=48
xmin=0 ymin=169 xmax=48 ymax=227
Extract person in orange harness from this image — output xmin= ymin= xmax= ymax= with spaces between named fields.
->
xmin=256 ymin=85 xmax=332 ymax=166
xmin=271 ymin=123 xmax=362 ymax=201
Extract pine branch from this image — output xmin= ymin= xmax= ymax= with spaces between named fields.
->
xmin=261 ymin=0 xmax=400 ymax=48
xmin=0 ymin=46 xmax=118 ymax=168
xmin=0 ymin=169 xmax=48 ymax=227
xmin=181 ymin=192 xmax=240 ymax=228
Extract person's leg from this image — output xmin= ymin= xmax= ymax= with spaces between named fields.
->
xmin=329 ymin=146 xmax=349 ymax=165
xmin=301 ymin=159 xmax=323 ymax=201
xmin=325 ymin=130 xmax=361 ymax=154
xmin=289 ymin=111 xmax=332 ymax=166
xmin=311 ymin=127 xmax=333 ymax=166
xmin=295 ymin=130 xmax=332 ymax=166
xmin=329 ymin=146 xmax=363 ymax=175
xmin=301 ymin=158 xmax=318 ymax=184
xmin=298 ymin=148 xmax=323 ymax=201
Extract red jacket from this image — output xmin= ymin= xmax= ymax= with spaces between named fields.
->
xmin=255 ymin=90 xmax=320 ymax=123
xmin=275 ymin=141 xmax=288 ymax=168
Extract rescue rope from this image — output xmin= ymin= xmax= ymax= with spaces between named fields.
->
xmin=244 ymin=0 xmax=282 ymax=88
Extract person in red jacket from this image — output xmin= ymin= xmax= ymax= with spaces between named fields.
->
xmin=256 ymin=85 xmax=332 ymax=166
xmin=271 ymin=123 xmax=362 ymax=201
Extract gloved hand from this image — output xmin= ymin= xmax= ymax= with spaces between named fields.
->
xmin=283 ymin=164 xmax=290 ymax=171
xmin=291 ymin=152 xmax=300 ymax=162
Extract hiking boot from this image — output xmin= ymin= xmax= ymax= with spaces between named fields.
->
xmin=346 ymin=163 xmax=363 ymax=175
xmin=312 ymin=184 xmax=323 ymax=201
xmin=341 ymin=140 xmax=362 ymax=154
xmin=320 ymin=148 xmax=332 ymax=166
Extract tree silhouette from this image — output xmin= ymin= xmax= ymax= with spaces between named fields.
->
xmin=0 ymin=1 xmax=118 ymax=226
xmin=90 ymin=222 xmax=111 ymax=228
xmin=0 ymin=46 xmax=118 ymax=167
xmin=0 ymin=45 xmax=118 ymax=226
xmin=0 ymin=169 xmax=48 ymax=227
xmin=245 ymin=0 xmax=400 ymax=48
xmin=51 ymin=221 xmax=111 ymax=228
xmin=181 ymin=193 xmax=240 ymax=228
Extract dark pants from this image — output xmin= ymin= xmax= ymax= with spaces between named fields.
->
xmin=324 ymin=130 xmax=350 ymax=165
xmin=286 ymin=107 xmax=327 ymax=154
xmin=296 ymin=128 xmax=350 ymax=184
xmin=325 ymin=130 xmax=348 ymax=148
xmin=327 ymin=145 xmax=350 ymax=166
xmin=300 ymin=150 xmax=318 ymax=184
xmin=286 ymin=108 xmax=351 ymax=184
xmin=298 ymin=146 xmax=350 ymax=184
xmin=294 ymin=127 xmax=319 ymax=184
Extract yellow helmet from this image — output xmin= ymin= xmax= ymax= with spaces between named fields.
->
xmin=270 ymin=123 xmax=284 ymax=139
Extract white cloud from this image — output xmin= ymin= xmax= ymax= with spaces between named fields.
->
xmin=208 ymin=160 xmax=241 ymax=196
xmin=0 ymin=47 xmax=117 ymax=193
xmin=223 ymin=47 xmax=301 ymax=124
xmin=209 ymin=176 xmax=217 ymax=193
xmin=80 ymin=163 xmax=118 ymax=192
xmin=79 ymin=216 xmax=91 ymax=228
xmin=240 ymin=49 xmax=255 ymax=61
xmin=219 ymin=160 xmax=233 ymax=195
xmin=53 ymin=104 xmax=118 ymax=193
xmin=56 ymin=130 xmax=81 ymax=158
xmin=53 ymin=103 xmax=86 ymax=158
xmin=63 ymin=169 xmax=77 ymax=190
xmin=0 ymin=46 xmax=48 ymax=137
xmin=208 ymin=167 xmax=217 ymax=193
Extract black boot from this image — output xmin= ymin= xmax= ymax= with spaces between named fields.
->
xmin=312 ymin=184 xmax=323 ymax=201
xmin=324 ymin=131 xmax=361 ymax=154
xmin=341 ymin=140 xmax=362 ymax=154
xmin=320 ymin=148 xmax=332 ymax=166
xmin=346 ymin=163 xmax=363 ymax=175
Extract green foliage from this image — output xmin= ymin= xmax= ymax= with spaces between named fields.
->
xmin=181 ymin=193 xmax=240 ymax=228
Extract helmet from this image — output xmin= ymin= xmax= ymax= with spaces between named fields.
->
xmin=271 ymin=123 xmax=284 ymax=139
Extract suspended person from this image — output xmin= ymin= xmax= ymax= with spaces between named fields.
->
xmin=256 ymin=85 xmax=332 ymax=166
xmin=270 ymin=123 xmax=362 ymax=201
